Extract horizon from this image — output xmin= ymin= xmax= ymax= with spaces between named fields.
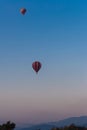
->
xmin=1 ymin=115 xmax=87 ymax=127
xmin=15 ymin=115 xmax=87 ymax=128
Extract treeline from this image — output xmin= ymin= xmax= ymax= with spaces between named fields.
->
xmin=51 ymin=124 xmax=87 ymax=130
xmin=1 ymin=122 xmax=87 ymax=130
xmin=0 ymin=121 xmax=16 ymax=130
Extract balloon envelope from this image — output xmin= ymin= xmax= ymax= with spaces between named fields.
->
xmin=20 ymin=8 xmax=27 ymax=15
xmin=32 ymin=61 xmax=42 ymax=73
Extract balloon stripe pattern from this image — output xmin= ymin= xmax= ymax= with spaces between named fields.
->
xmin=32 ymin=61 xmax=42 ymax=73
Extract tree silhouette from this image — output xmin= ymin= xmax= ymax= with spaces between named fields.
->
xmin=51 ymin=124 xmax=87 ymax=130
xmin=0 ymin=121 xmax=16 ymax=130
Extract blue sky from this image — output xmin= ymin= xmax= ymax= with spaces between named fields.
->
xmin=0 ymin=0 xmax=87 ymax=125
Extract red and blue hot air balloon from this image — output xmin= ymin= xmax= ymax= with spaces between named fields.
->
xmin=32 ymin=61 xmax=42 ymax=73
xmin=20 ymin=8 xmax=27 ymax=15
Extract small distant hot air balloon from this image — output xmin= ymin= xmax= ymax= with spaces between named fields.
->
xmin=20 ymin=8 xmax=27 ymax=15
xmin=32 ymin=61 xmax=42 ymax=73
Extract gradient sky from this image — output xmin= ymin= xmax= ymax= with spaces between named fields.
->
xmin=0 ymin=0 xmax=87 ymax=125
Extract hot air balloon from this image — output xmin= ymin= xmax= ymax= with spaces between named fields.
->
xmin=20 ymin=8 xmax=27 ymax=15
xmin=32 ymin=61 xmax=42 ymax=73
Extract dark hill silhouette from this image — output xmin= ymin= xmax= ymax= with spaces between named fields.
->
xmin=16 ymin=116 xmax=87 ymax=130
xmin=48 ymin=116 xmax=87 ymax=127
